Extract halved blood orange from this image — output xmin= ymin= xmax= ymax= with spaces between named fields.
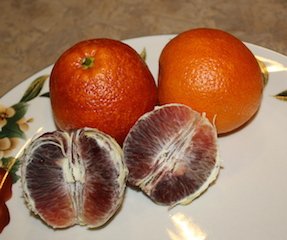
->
xmin=123 ymin=104 xmax=221 ymax=207
xmin=21 ymin=128 xmax=128 ymax=228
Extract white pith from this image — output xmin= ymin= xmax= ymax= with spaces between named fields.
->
xmin=137 ymin=113 xmax=199 ymax=193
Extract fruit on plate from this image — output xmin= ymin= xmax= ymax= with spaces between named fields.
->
xmin=0 ymin=167 xmax=12 ymax=202
xmin=123 ymin=104 xmax=220 ymax=206
xmin=50 ymin=38 xmax=157 ymax=145
xmin=158 ymin=28 xmax=264 ymax=134
xmin=21 ymin=128 xmax=128 ymax=228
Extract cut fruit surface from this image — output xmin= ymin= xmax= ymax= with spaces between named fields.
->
xmin=123 ymin=104 xmax=220 ymax=206
xmin=21 ymin=128 xmax=128 ymax=229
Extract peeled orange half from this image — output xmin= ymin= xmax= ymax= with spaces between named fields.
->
xmin=123 ymin=104 xmax=220 ymax=207
xmin=21 ymin=128 xmax=128 ymax=229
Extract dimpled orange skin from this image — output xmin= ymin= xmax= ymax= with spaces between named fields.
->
xmin=50 ymin=39 xmax=157 ymax=144
xmin=158 ymin=28 xmax=264 ymax=134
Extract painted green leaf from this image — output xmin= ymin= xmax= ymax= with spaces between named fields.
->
xmin=0 ymin=102 xmax=28 ymax=139
xmin=140 ymin=48 xmax=147 ymax=61
xmin=274 ymin=90 xmax=287 ymax=102
xmin=20 ymin=75 xmax=49 ymax=102
xmin=10 ymin=102 xmax=28 ymax=121
xmin=1 ymin=157 xmax=20 ymax=183
xmin=0 ymin=122 xmax=25 ymax=139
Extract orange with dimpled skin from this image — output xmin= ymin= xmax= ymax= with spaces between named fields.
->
xmin=50 ymin=38 xmax=157 ymax=144
xmin=158 ymin=28 xmax=264 ymax=134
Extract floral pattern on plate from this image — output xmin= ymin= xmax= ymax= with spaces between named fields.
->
xmin=0 ymin=75 xmax=49 ymax=182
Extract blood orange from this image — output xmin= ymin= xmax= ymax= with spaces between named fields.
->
xmin=21 ymin=128 xmax=128 ymax=228
xmin=123 ymin=104 xmax=220 ymax=206
xmin=50 ymin=38 xmax=157 ymax=145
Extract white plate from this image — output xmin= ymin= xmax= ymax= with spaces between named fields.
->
xmin=1 ymin=35 xmax=287 ymax=240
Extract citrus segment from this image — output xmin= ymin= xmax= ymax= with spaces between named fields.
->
xmin=123 ymin=104 xmax=220 ymax=206
xmin=21 ymin=131 xmax=76 ymax=228
xmin=72 ymin=128 xmax=127 ymax=227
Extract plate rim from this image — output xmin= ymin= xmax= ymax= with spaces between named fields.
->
xmin=2 ymin=34 xmax=287 ymax=100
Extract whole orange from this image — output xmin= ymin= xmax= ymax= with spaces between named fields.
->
xmin=50 ymin=39 xmax=157 ymax=144
xmin=158 ymin=28 xmax=264 ymax=134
